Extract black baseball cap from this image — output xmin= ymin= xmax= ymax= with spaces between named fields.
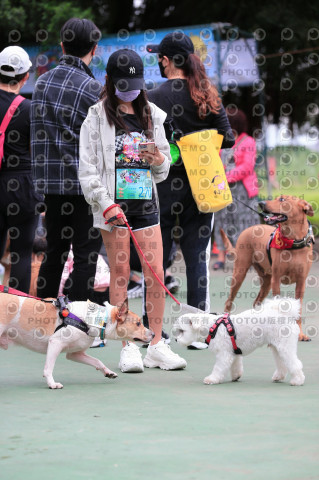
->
xmin=106 ymin=48 xmax=145 ymax=92
xmin=147 ymin=32 xmax=194 ymax=58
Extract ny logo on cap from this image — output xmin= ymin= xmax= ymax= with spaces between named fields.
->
xmin=129 ymin=67 xmax=135 ymax=74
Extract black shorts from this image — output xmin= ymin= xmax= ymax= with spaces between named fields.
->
xmin=115 ymin=212 xmax=159 ymax=231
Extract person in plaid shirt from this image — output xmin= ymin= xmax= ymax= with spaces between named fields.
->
xmin=31 ymin=18 xmax=103 ymax=301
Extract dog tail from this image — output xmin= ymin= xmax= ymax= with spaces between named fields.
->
xmin=264 ymin=297 xmax=300 ymax=322
xmin=220 ymin=228 xmax=236 ymax=258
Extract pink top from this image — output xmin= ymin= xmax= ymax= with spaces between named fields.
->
xmin=225 ymin=133 xmax=259 ymax=198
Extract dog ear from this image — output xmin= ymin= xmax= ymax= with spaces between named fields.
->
xmin=117 ymin=298 xmax=129 ymax=323
xmin=299 ymin=199 xmax=314 ymax=217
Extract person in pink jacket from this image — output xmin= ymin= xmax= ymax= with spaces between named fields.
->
xmin=213 ymin=109 xmax=260 ymax=269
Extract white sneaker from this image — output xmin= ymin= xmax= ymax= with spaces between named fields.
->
xmin=119 ymin=342 xmax=144 ymax=373
xmin=187 ymin=342 xmax=208 ymax=350
xmin=90 ymin=337 xmax=107 ymax=348
xmin=143 ymin=339 xmax=187 ymax=370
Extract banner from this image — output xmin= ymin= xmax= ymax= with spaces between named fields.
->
xmin=21 ymin=25 xmax=259 ymax=94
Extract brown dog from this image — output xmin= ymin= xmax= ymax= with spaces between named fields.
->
xmin=0 ymin=293 xmax=153 ymax=388
xmin=221 ymin=195 xmax=314 ymax=341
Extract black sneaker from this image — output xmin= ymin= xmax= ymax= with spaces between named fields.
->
xmin=162 ymin=330 xmax=171 ymax=344
xmin=127 ymin=280 xmax=143 ymax=299
xmin=165 ymin=275 xmax=179 ymax=294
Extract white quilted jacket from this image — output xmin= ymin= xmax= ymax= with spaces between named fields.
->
xmin=79 ymin=100 xmax=171 ymax=231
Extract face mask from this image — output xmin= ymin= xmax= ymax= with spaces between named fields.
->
xmin=158 ymin=60 xmax=167 ymax=78
xmin=115 ymin=88 xmax=140 ymax=102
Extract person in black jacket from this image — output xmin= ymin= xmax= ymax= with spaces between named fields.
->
xmin=146 ymin=32 xmax=235 ymax=319
xmin=0 ymin=46 xmax=41 ymax=293
xmin=31 ymin=18 xmax=103 ymax=301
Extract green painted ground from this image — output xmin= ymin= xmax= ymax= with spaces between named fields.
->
xmin=1 ymin=254 xmax=318 ymax=480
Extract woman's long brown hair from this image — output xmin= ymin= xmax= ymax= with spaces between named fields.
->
xmin=100 ymin=76 xmax=153 ymax=138
xmin=176 ymin=53 xmax=221 ymax=119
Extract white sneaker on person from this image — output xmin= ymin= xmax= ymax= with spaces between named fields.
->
xmin=143 ymin=339 xmax=187 ymax=370
xmin=187 ymin=342 xmax=208 ymax=350
xmin=119 ymin=342 xmax=144 ymax=373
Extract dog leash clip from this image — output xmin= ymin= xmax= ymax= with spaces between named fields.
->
xmin=54 ymin=295 xmax=70 ymax=312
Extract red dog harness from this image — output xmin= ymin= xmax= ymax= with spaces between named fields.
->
xmin=205 ymin=313 xmax=242 ymax=355
xmin=266 ymin=221 xmax=315 ymax=265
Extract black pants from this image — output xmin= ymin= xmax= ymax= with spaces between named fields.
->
xmin=157 ymin=172 xmax=213 ymax=310
xmin=37 ymin=194 xmax=102 ymax=301
xmin=143 ymin=170 xmax=214 ymax=327
xmin=0 ymin=172 xmax=39 ymax=293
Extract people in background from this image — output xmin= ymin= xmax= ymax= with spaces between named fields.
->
xmin=213 ymin=109 xmax=259 ymax=269
xmin=145 ymin=32 xmax=235 ymax=316
xmin=31 ymin=18 xmax=103 ymax=301
xmin=0 ymin=46 xmax=41 ymax=293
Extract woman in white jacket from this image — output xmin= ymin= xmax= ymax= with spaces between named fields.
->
xmin=79 ymin=49 xmax=186 ymax=373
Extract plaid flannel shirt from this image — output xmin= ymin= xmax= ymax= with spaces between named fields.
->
xmin=31 ymin=55 xmax=102 ymax=195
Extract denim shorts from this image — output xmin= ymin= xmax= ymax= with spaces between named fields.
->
xmin=115 ymin=212 xmax=159 ymax=231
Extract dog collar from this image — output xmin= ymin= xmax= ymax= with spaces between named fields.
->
xmin=269 ymin=221 xmax=315 ymax=251
xmin=205 ymin=313 xmax=242 ymax=355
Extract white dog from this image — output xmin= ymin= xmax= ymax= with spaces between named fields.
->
xmin=0 ymin=293 xmax=153 ymax=389
xmin=172 ymin=297 xmax=305 ymax=386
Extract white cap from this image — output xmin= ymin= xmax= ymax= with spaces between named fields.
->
xmin=0 ymin=46 xmax=32 ymax=77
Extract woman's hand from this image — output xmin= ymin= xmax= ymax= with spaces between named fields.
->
xmin=104 ymin=205 xmax=127 ymax=226
xmin=140 ymin=146 xmax=164 ymax=166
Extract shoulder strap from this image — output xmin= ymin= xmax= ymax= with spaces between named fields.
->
xmin=0 ymin=95 xmax=25 ymax=134
xmin=0 ymin=95 xmax=25 ymax=168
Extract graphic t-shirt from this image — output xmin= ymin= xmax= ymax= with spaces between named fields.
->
xmin=115 ymin=113 xmax=157 ymax=216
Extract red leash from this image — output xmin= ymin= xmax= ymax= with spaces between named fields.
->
xmin=105 ymin=212 xmax=181 ymax=306
xmin=0 ymin=285 xmax=52 ymax=302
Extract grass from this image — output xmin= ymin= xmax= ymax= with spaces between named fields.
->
xmin=257 ymin=146 xmax=319 ymax=232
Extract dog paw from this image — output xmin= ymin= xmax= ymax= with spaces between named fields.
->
xmin=290 ymin=374 xmax=305 ymax=386
xmin=231 ymin=376 xmax=241 ymax=382
xmin=203 ymin=376 xmax=220 ymax=385
xmin=49 ymin=382 xmax=64 ymax=389
xmin=272 ymin=371 xmax=286 ymax=382
xmin=104 ymin=370 xmax=118 ymax=379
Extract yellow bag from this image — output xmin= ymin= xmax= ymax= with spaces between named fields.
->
xmin=176 ymin=129 xmax=232 ymax=213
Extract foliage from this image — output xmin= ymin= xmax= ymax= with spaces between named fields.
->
xmin=134 ymin=0 xmax=319 ymax=128
xmin=257 ymin=146 xmax=319 ymax=230
xmin=0 ymin=0 xmax=318 ymax=128
xmin=0 ymin=0 xmax=94 ymax=47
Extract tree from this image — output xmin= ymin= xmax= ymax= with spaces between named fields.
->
xmin=0 ymin=0 xmax=94 ymax=48
xmin=0 ymin=0 xmax=317 ymax=127
xmin=133 ymin=0 xmax=319 ymax=128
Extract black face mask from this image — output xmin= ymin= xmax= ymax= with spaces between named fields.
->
xmin=158 ymin=59 xmax=167 ymax=78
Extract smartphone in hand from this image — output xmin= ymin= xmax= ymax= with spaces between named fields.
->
xmin=139 ymin=142 xmax=155 ymax=154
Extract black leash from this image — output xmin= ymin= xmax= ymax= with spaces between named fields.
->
xmin=231 ymin=196 xmax=266 ymax=219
